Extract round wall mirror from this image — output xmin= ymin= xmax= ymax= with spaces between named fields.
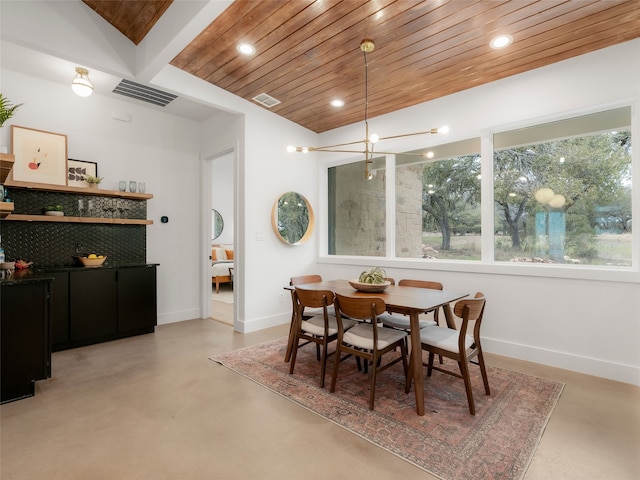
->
xmin=212 ymin=209 xmax=224 ymax=240
xmin=271 ymin=191 xmax=314 ymax=245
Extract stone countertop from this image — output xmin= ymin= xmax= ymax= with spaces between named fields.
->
xmin=0 ymin=270 xmax=55 ymax=286
xmin=35 ymin=263 xmax=159 ymax=272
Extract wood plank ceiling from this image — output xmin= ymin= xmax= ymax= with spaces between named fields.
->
xmin=85 ymin=0 xmax=640 ymax=133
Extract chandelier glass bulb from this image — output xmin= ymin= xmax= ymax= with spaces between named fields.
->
xmin=71 ymin=67 xmax=94 ymax=97
xmin=369 ymin=133 xmax=379 ymax=144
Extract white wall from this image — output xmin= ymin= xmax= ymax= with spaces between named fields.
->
xmin=1 ymin=69 xmax=203 ymax=326
xmin=313 ymin=39 xmax=640 ymax=385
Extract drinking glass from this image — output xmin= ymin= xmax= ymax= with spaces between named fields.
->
xmin=138 ymin=182 xmax=145 ymax=193
xmin=119 ymin=181 xmax=126 ymax=192
xmin=129 ymin=181 xmax=137 ymax=193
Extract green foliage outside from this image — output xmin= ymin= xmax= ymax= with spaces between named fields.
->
xmin=420 ymin=130 xmax=632 ymax=264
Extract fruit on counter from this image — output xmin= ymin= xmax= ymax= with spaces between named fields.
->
xmin=358 ymin=267 xmax=387 ymax=284
xmin=86 ymin=254 xmax=104 ymax=259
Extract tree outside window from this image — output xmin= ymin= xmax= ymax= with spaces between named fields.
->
xmin=494 ymin=107 xmax=632 ymax=265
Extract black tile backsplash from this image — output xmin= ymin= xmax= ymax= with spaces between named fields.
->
xmin=8 ymin=189 xmax=146 ymax=219
xmin=1 ymin=188 xmax=147 ymax=267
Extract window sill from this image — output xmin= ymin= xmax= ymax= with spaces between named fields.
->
xmin=318 ymin=255 xmax=639 ymax=284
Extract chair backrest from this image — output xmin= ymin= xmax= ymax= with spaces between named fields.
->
xmin=398 ymin=279 xmax=443 ymax=290
xmin=290 ymin=274 xmax=322 ymax=286
xmin=385 ymin=277 xmax=396 ymax=285
xmin=453 ymin=292 xmax=485 ymax=321
xmin=454 ymin=293 xmax=486 ymax=343
xmin=334 ymin=293 xmax=386 ymax=321
xmin=294 ymin=287 xmax=334 ymax=310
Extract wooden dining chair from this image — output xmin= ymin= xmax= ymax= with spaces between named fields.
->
xmin=331 ymin=293 xmax=408 ymax=410
xmin=289 ymin=288 xmax=357 ymax=388
xmin=290 ymin=275 xmax=327 ymax=317
xmin=406 ymin=292 xmax=489 ymax=415
xmin=379 ymin=279 xmax=444 ymax=331
xmin=285 ymin=275 xmax=325 ymax=362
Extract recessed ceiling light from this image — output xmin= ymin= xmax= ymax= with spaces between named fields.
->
xmin=237 ymin=43 xmax=256 ymax=55
xmin=490 ymin=34 xmax=513 ymax=49
xmin=330 ymin=99 xmax=345 ymax=107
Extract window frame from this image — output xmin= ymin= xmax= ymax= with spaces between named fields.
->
xmin=319 ymin=102 xmax=639 ymax=284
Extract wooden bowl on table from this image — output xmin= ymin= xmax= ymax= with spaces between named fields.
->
xmin=78 ymin=256 xmax=107 ymax=267
xmin=348 ymin=279 xmax=391 ymax=293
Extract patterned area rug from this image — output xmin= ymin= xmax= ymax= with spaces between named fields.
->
xmin=210 ymin=338 xmax=563 ymax=480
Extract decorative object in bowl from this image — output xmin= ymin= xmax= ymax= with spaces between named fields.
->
xmin=348 ymin=279 xmax=391 ymax=293
xmin=79 ymin=255 xmax=107 ymax=267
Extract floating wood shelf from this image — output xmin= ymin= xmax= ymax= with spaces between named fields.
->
xmin=3 ymin=214 xmax=153 ymax=225
xmin=3 ymin=178 xmax=153 ymax=200
xmin=0 ymin=153 xmax=15 ymax=184
xmin=0 ymin=202 xmax=14 ymax=219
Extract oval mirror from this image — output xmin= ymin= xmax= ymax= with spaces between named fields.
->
xmin=271 ymin=191 xmax=314 ymax=245
xmin=212 ymin=209 xmax=224 ymax=240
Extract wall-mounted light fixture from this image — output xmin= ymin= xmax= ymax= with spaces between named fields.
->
xmin=71 ymin=67 xmax=94 ymax=97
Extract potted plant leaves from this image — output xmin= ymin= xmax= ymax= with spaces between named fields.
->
xmin=86 ymin=175 xmax=103 ymax=189
xmin=0 ymin=93 xmax=23 ymax=153
xmin=43 ymin=205 xmax=64 ymax=216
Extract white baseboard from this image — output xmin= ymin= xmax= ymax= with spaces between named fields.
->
xmin=157 ymin=308 xmax=201 ymax=325
xmin=236 ymin=312 xmax=290 ymax=334
xmin=483 ymin=337 xmax=640 ymax=386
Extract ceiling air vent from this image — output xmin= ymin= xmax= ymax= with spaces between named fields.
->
xmin=112 ymin=79 xmax=177 ymax=107
xmin=252 ymin=93 xmax=281 ymax=108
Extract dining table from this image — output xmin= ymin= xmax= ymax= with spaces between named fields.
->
xmin=286 ymin=279 xmax=468 ymax=416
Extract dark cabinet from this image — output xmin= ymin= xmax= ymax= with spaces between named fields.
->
xmin=51 ymin=265 xmax=157 ymax=350
xmin=50 ymin=272 xmax=69 ymax=347
xmin=70 ymin=269 xmax=118 ymax=342
xmin=118 ymin=266 xmax=157 ymax=334
xmin=1 ymin=279 xmax=52 ymax=403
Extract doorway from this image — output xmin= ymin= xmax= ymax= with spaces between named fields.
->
xmin=205 ymin=150 xmax=235 ymax=327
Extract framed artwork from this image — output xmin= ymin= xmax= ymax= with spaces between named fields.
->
xmin=67 ymin=159 xmax=98 ymax=188
xmin=11 ymin=125 xmax=68 ymax=185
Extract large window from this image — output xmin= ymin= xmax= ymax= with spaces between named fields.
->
xmin=327 ymin=106 xmax=633 ymax=268
xmin=328 ymin=159 xmax=386 ymax=256
xmin=494 ymin=107 xmax=631 ymax=265
xmin=395 ymin=138 xmax=481 ymax=260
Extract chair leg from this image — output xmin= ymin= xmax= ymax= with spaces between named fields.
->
xmin=329 ymin=345 xmax=341 ymax=393
xmin=289 ymin=335 xmax=300 ymax=375
xmin=316 ymin=343 xmax=321 ymax=361
xmin=477 ymin=349 xmax=490 ymax=395
xmin=458 ymin=359 xmax=476 ymax=415
xmin=319 ymin=340 xmax=329 ymax=388
xmin=404 ymin=353 xmax=414 ymax=394
xmin=400 ymin=341 xmax=409 ymax=377
xmin=369 ymin=353 xmax=378 ymax=410
xmin=426 ymin=351 xmax=435 ymax=377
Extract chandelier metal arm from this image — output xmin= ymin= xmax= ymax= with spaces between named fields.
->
xmin=311 ymin=148 xmax=369 ymax=154
xmin=308 ymin=139 xmax=369 ymax=150
xmin=377 ymin=128 xmax=441 ymax=142
xmin=286 ymin=38 xmax=447 ymax=179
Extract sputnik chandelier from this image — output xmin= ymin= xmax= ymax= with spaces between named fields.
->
xmin=287 ymin=39 xmax=449 ymax=179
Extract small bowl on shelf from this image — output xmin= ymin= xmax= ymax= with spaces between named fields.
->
xmin=78 ymin=256 xmax=107 ymax=267
xmin=348 ymin=279 xmax=391 ymax=293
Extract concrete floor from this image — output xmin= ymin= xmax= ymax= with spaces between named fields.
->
xmin=1 ymin=318 xmax=639 ymax=480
